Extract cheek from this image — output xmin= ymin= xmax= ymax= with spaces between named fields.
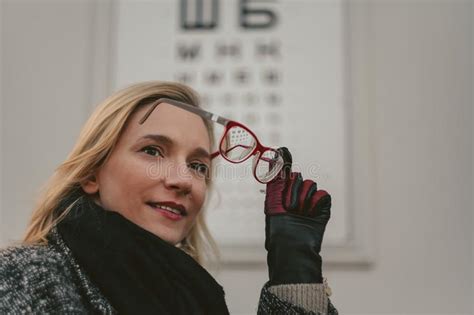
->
xmin=97 ymin=154 xmax=152 ymax=201
xmin=191 ymin=181 xmax=208 ymax=213
xmin=101 ymin=163 xmax=138 ymax=186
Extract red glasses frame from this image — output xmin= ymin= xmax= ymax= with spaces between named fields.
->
xmin=139 ymin=98 xmax=283 ymax=183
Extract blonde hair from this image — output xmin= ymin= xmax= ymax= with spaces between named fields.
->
xmin=24 ymin=81 xmax=218 ymax=264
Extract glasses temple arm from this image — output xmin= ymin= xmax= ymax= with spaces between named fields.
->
xmin=161 ymin=98 xmax=230 ymax=126
xmin=139 ymin=98 xmax=231 ymax=127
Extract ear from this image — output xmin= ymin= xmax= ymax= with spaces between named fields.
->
xmin=81 ymin=174 xmax=99 ymax=194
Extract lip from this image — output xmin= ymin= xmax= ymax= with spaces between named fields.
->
xmin=147 ymin=201 xmax=187 ymax=221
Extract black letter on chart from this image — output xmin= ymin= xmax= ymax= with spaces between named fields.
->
xmin=176 ymin=43 xmax=201 ymax=61
xmin=180 ymin=0 xmax=219 ymax=30
xmin=240 ymin=0 xmax=278 ymax=30
xmin=216 ymin=42 xmax=242 ymax=59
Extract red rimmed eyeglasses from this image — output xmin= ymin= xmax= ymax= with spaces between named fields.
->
xmin=138 ymin=98 xmax=284 ymax=184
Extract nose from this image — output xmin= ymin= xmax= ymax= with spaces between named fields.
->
xmin=163 ymin=160 xmax=192 ymax=196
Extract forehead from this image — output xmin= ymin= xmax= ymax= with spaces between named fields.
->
xmin=123 ymin=102 xmax=211 ymax=149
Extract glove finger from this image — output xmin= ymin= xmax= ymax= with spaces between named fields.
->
xmin=276 ymin=147 xmax=292 ymax=179
xmin=268 ymin=150 xmax=281 ymax=172
xmin=309 ymin=190 xmax=332 ymax=221
xmin=283 ymin=172 xmax=303 ymax=211
xmin=301 ymin=180 xmax=318 ymax=216
xmin=295 ymin=180 xmax=317 ymax=216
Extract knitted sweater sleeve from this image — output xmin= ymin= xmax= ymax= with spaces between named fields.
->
xmin=0 ymin=247 xmax=37 ymax=314
xmin=0 ymin=245 xmax=87 ymax=314
xmin=258 ymin=281 xmax=338 ymax=315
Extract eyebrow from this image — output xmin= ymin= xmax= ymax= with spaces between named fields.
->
xmin=139 ymin=134 xmax=211 ymax=160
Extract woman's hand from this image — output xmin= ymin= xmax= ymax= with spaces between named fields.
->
xmin=264 ymin=147 xmax=332 ymax=285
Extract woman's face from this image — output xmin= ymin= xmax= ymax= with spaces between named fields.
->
xmin=82 ymin=102 xmax=211 ymax=245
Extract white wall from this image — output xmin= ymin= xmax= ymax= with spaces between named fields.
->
xmin=1 ymin=1 xmax=472 ymax=314
xmin=471 ymin=3 xmax=474 ymax=314
xmin=0 ymin=0 xmax=3 ymax=247
xmin=323 ymin=1 xmax=472 ymax=314
xmin=1 ymin=1 xmax=96 ymax=245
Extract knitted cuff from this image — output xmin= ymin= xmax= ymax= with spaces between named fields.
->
xmin=268 ymin=281 xmax=330 ymax=314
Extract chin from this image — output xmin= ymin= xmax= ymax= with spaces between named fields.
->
xmin=163 ymin=236 xmax=181 ymax=245
xmin=152 ymin=230 xmax=183 ymax=245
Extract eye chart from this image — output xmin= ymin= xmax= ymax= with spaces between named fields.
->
xmin=112 ymin=0 xmax=351 ymax=262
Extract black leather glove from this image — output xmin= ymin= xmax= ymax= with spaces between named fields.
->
xmin=264 ymin=147 xmax=332 ymax=285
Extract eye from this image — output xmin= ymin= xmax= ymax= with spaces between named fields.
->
xmin=141 ymin=146 xmax=164 ymax=157
xmin=189 ymin=162 xmax=209 ymax=176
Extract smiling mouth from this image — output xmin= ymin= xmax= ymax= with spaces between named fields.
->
xmin=147 ymin=202 xmax=187 ymax=217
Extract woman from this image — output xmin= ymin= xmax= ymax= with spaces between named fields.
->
xmin=0 ymin=81 xmax=337 ymax=314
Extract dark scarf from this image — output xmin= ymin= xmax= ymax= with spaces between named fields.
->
xmin=55 ymin=190 xmax=229 ymax=315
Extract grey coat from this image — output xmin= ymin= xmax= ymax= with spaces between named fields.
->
xmin=0 ymin=229 xmax=337 ymax=314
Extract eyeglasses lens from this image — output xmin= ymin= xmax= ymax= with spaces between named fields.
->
xmin=220 ymin=126 xmax=257 ymax=162
xmin=255 ymin=149 xmax=284 ymax=183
